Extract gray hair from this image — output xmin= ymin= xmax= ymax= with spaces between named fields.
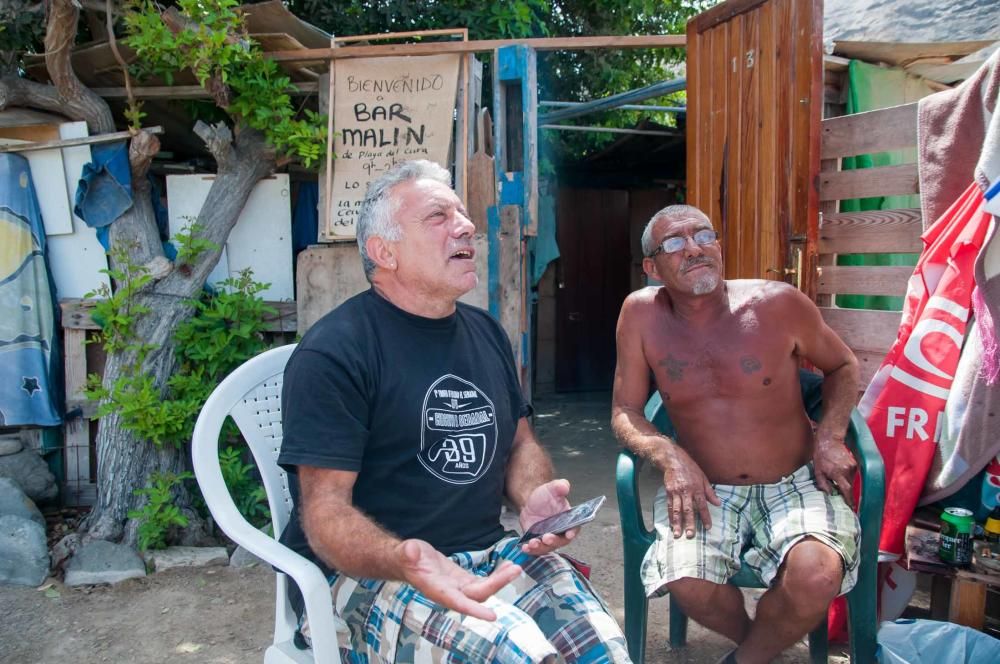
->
xmin=640 ymin=204 xmax=712 ymax=257
xmin=356 ymin=159 xmax=452 ymax=281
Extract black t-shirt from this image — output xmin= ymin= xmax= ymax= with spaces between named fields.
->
xmin=277 ymin=289 xmax=530 ymax=574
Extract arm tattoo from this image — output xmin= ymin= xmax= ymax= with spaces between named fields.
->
xmin=740 ymin=355 xmax=762 ymax=374
xmin=658 ymin=354 xmax=689 ymax=382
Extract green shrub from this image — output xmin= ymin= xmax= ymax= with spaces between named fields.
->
xmin=219 ymin=442 xmax=270 ymax=528
xmin=128 ymin=471 xmax=193 ymax=551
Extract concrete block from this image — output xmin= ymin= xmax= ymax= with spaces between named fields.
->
xmin=64 ymin=540 xmax=146 ymax=586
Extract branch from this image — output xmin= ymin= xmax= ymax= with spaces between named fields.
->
xmin=160 ymin=124 xmax=275 ymax=294
xmin=193 ymin=121 xmax=236 ymax=170
xmin=162 ymin=6 xmax=243 ymax=46
xmin=129 ymin=129 xmax=160 ymax=184
xmin=105 ymin=0 xmax=133 ymax=109
xmin=0 ymin=74 xmax=65 ymax=114
xmin=83 ymin=9 xmax=109 ymax=42
xmin=161 ymin=6 xmax=234 ymax=109
xmin=79 ymin=0 xmax=115 ymax=13
xmin=44 ymin=0 xmax=115 ymax=134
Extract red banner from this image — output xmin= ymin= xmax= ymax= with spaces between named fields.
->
xmin=859 ymin=182 xmax=991 ymax=557
xmin=830 ymin=183 xmax=990 ymax=643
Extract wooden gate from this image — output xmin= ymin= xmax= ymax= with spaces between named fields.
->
xmin=686 ymin=0 xmax=823 ymax=292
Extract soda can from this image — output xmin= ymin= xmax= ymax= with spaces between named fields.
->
xmin=939 ymin=507 xmax=974 ymax=565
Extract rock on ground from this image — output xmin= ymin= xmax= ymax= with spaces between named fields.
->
xmin=0 ymin=448 xmax=57 ymax=502
xmin=229 ymin=544 xmax=264 ymax=567
xmin=229 ymin=523 xmax=274 ymax=567
xmin=0 ymin=434 xmax=22 ymax=456
xmin=50 ymin=532 xmax=81 ymax=572
xmin=0 ymin=514 xmax=49 ymax=587
xmin=64 ymin=540 xmax=146 ymax=586
xmin=0 ymin=477 xmax=44 ymax=526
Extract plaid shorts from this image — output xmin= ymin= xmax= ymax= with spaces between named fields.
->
xmin=302 ymin=534 xmax=631 ymax=663
xmin=641 ymin=463 xmax=860 ymax=598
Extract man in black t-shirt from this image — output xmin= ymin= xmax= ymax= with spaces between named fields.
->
xmin=278 ymin=160 xmax=630 ymax=663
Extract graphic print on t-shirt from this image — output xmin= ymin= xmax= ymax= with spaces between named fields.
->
xmin=419 ymin=374 xmax=498 ymax=485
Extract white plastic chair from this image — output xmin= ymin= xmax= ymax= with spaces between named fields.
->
xmin=191 ymin=344 xmax=343 ymax=663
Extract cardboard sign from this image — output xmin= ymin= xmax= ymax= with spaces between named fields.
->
xmin=323 ymin=54 xmax=461 ymax=241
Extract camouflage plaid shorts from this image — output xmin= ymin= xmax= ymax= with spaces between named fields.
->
xmin=641 ymin=463 xmax=860 ymax=598
xmin=300 ymin=534 xmax=631 ymax=663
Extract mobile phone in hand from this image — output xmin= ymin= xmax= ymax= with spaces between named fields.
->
xmin=519 ymin=495 xmax=607 ymax=543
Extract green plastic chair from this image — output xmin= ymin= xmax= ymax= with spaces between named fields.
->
xmin=616 ymin=371 xmax=885 ymax=663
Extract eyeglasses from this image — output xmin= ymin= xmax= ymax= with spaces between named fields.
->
xmin=648 ymin=229 xmax=719 ymax=257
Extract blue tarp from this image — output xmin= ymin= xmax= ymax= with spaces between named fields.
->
xmin=73 ymin=140 xmax=133 ymax=230
xmin=292 ymin=181 xmax=318 ymax=256
xmin=531 ymin=192 xmax=559 ymax=286
xmin=878 ymin=619 xmax=1000 ymax=663
xmin=0 ymin=154 xmax=62 ymax=426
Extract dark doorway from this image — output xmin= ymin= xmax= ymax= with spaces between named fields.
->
xmin=550 ymin=185 xmax=680 ymax=392
xmin=554 ymin=188 xmax=631 ymax=391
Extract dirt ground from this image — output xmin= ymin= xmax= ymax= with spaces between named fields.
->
xmin=1 ymin=392 xmax=855 ymax=663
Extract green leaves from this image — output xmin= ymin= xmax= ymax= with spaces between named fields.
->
xmin=89 ymin=252 xmax=276 ymax=543
xmin=85 ymin=246 xmax=154 ymax=357
xmin=123 ymin=0 xmax=327 ymax=166
xmin=173 ymin=219 xmax=219 ymax=265
xmin=87 ymin=252 xmax=276 ymax=451
xmin=173 ymin=270 xmax=276 ymax=382
xmin=219 ymin=444 xmax=270 ymax=528
xmin=123 ymin=101 xmax=147 ymax=131
xmin=288 ymin=0 xmax=552 ymax=41
xmin=128 ymin=471 xmax=194 ymax=551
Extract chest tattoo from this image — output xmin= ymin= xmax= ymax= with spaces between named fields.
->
xmin=740 ymin=355 xmax=762 ymax=374
xmin=658 ymin=354 xmax=689 ymax=382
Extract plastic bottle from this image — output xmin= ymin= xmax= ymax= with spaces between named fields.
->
xmin=980 ymin=454 xmax=1000 ymax=521
xmin=985 ymin=505 xmax=1000 ymax=545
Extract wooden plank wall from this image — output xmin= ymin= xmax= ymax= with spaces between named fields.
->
xmin=817 ymin=102 xmax=922 ymax=386
xmin=687 ymin=0 xmax=822 ymax=291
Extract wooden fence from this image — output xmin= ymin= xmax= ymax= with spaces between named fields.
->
xmin=817 ymin=102 xmax=922 ymax=386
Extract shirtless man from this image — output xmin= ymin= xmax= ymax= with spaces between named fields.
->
xmin=611 ymin=204 xmax=861 ymax=664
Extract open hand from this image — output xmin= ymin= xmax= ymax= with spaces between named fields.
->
xmin=813 ymin=437 xmax=856 ymax=508
xmin=519 ymin=479 xmax=575 ymax=556
xmin=397 ymin=539 xmax=521 ymax=620
xmin=662 ymin=446 xmax=720 ymax=539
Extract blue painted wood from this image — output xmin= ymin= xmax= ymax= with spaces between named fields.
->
xmin=487 ymin=205 xmax=502 ymax=320
xmin=490 ymin=44 xmax=538 ymax=395
xmin=498 ymin=171 xmax=525 ymax=207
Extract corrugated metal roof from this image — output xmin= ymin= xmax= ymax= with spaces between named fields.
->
xmin=824 ymin=0 xmax=1000 ymax=44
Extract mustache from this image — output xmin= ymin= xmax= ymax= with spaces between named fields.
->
xmin=682 ymin=257 xmax=714 ymax=272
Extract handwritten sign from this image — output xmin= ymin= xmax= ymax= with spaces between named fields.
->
xmin=323 ymin=54 xmax=461 ymax=241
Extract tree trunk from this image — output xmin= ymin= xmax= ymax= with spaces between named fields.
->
xmin=1 ymin=0 xmax=279 ymax=545
xmin=85 ymin=125 xmax=276 ymax=545
xmin=84 ymin=293 xmax=201 ymax=544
